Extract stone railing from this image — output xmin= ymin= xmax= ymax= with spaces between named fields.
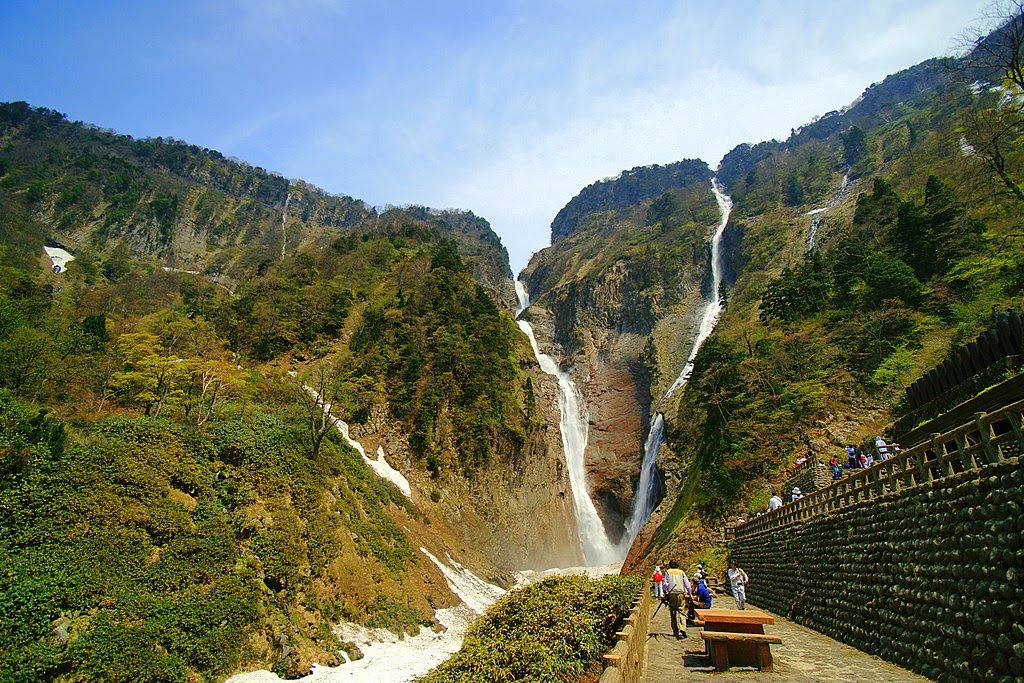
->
xmin=599 ymin=587 xmax=651 ymax=683
xmin=735 ymin=397 xmax=1024 ymax=540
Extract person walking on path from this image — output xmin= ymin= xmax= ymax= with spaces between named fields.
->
xmin=665 ymin=561 xmax=691 ymax=639
xmin=727 ymin=560 xmax=749 ymax=610
xmin=769 ymin=492 xmax=783 ymax=510
xmin=652 ymin=565 xmax=664 ymax=599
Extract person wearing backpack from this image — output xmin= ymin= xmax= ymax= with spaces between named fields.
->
xmin=665 ymin=560 xmax=691 ymax=639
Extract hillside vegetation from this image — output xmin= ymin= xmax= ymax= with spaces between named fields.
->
xmin=419 ymin=575 xmax=643 ymax=683
xmin=0 ymin=103 xmax=550 ymax=681
xmin=632 ymin=20 xmax=1024 ymax=570
xmin=0 ymin=101 xmax=511 ymax=294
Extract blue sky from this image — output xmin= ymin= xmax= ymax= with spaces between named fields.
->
xmin=0 ymin=0 xmax=992 ymax=272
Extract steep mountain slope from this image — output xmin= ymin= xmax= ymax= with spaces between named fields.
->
xmin=522 ymin=30 xmax=1024 ymax=575
xmin=522 ymin=159 xmax=729 ymax=543
xmin=0 ymin=102 xmax=513 ymax=301
xmin=636 ymin=61 xmax=1024 ymax=571
xmin=0 ymin=104 xmax=577 ymax=681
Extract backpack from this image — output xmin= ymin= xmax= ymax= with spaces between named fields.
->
xmin=653 ymin=570 xmax=663 ymax=583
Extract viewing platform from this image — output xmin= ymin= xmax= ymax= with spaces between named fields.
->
xmin=642 ymin=600 xmax=926 ymax=681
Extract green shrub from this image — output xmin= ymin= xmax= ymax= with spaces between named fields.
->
xmin=419 ymin=574 xmax=643 ymax=683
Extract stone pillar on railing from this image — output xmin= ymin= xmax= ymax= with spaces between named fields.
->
xmin=975 ymin=412 xmax=998 ymax=465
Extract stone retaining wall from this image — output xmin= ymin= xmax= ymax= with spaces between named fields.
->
xmin=599 ymin=587 xmax=650 ymax=683
xmin=730 ymin=456 xmax=1023 ymax=681
xmin=783 ymin=459 xmax=835 ymax=498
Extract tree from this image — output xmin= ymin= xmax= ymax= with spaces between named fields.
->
xmin=959 ymin=1 xmax=1024 ymax=93
xmin=0 ymin=326 xmax=54 ymax=397
xmin=108 ymin=331 xmax=188 ymax=416
xmin=182 ymin=358 xmax=244 ymax=427
xmin=291 ymin=362 xmax=343 ymax=460
xmin=841 ymin=126 xmax=868 ymax=169
xmin=891 ymin=176 xmax=983 ymax=280
xmin=959 ymin=103 xmax=1024 ymax=202
xmin=646 ymin=192 xmax=679 ymax=226
xmin=958 ymin=1 xmax=1024 ymax=202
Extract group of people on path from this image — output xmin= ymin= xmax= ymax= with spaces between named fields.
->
xmin=750 ymin=437 xmax=904 ymax=519
xmin=651 ymin=560 xmax=750 ymax=639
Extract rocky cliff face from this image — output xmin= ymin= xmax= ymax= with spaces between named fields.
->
xmin=523 ymin=175 xmax=720 ymax=541
xmin=550 ymin=160 xmax=712 ymax=243
xmin=0 ymin=103 xmax=514 ymax=299
xmin=347 ymin=366 xmax=584 ymax=571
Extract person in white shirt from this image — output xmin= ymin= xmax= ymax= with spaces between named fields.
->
xmin=769 ymin=493 xmax=783 ymax=511
xmin=727 ymin=560 xmax=750 ymax=610
xmin=875 ymin=435 xmax=889 ymax=460
xmin=791 ymin=487 xmax=803 ymax=502
xmin=665 ymin=561 xmax=691 ymax=639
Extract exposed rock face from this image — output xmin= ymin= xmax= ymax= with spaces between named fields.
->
xmin=524 ymin=241 xmax=711 ymax=544
xmin=580 ymin=334 xmax=649 ymax=545
xmin=351 ymin=363 xmax=583 ymax=571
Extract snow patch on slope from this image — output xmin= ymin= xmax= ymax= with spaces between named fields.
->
xmin=43 ymin=247 xmax=74 ymax=273
xmin=335 ymin=420 xmax=412 ymax=498
xmin=226 ymin=549 xmax=503 ymax=683
xmin=303 ymin=385 xmax=412 ymax=498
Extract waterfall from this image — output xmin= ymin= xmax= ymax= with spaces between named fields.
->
xmin=664 ymin=179 xmax=733 ymax=398
xmin=804 ymin=169 xmax=849 ymax=253
xmin=281 ymin=193 xmax=291 ymax=260
xmin=619 ymin=178 xmax=733 ymax=553
xmin=807 ymin=214 xmax=825 ymax=252
xmin=620 ymin=412 xmax=664 ymax=545
xmin=514 ymin=280 xmax=617 ymax=566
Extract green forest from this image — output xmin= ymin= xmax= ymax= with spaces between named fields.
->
xmin=0 ymin=102 xmax=544 ymax=681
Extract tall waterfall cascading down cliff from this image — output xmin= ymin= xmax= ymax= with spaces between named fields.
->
xmin=619 ymin=179 xmax=733 ymax=552
xmin=514 ymin=281 xmax=618 ymax=566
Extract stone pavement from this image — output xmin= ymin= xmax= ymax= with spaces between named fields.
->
xmin=641 ymin=598 xmax=928 ymax=682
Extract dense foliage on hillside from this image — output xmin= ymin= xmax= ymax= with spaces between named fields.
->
xmin=649 ymin=30 xmax=1024 ymax=552
xmin=0 ymin=389 xmax=426 ymax=682
xmin=419 ymin=574 xmax=643 ymax=683
xmin=0 ymin=102 xmax=539 ymax=680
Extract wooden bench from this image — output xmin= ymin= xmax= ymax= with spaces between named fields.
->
xmin=700 ymin=631 xmax=782 ymax=672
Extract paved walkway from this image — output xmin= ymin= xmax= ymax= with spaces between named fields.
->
xmin=641 ymin=600 xmax=927 ymax=682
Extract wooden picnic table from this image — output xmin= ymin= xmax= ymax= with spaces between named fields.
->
xmin=695 ymin=608 xmax=781 ymax=671
xmin=695 ymin=607 xmax=774 ymax=633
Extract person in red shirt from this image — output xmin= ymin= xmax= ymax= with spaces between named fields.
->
xmin=652 ymin=566 xmax=665 ymax=599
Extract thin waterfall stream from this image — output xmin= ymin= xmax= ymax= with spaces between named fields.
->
xmin=514 ymin=280 xmax=618 ymax=566
xmin=619 ymin=178 xmax=733 ymax=553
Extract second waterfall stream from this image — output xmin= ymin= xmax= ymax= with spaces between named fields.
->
xmin=620 ymin=178 xmax=733 ymax=551
xmin=515 ymin=178 xmax=732 ymax=564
